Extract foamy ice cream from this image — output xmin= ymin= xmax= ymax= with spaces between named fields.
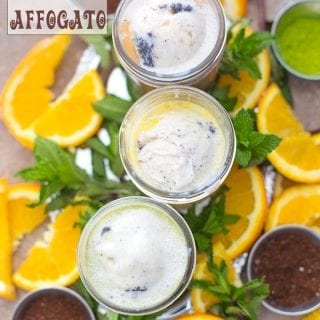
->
xmin=83 ymin=201 xmax=191 ymax=312
xmin=128 ymin=101 xmax=230 ymax=193
xmin=119 ymin=0 xmax=219 ymax=74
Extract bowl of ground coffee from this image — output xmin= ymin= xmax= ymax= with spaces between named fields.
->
xmin=247 ymin=225 xmax=320 ymax=316
xmin=12 ymin=287 xmax=95 ymax=320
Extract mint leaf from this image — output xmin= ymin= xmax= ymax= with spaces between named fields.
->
xmin=104 ymin=122 xmax=124 ymax=177
xmin=232 ymin=109 xmax=281 ymax=167
xmin=211 ymin=85 xmax=237 ymax=112
xmin=184 ymin=188 xmax=239 ymax=251
xmin=126 ymin=75 xmax=140 ymax=102
xmin=221 ymin=22 xmax=274 ymax=80
xmin=17 ymin=137 xmax=140 ymax=212
xmin=92 ymin=149 xmax=107 ymax=181
xmin=191 ymin=248 xmax=269 ymax=320
xmin=93 ymin=95 xmax=132 ymax=124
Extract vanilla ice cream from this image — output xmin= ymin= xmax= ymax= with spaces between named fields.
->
xmin=129 ymin=101 xmax=229 ymax=193
xmin=118 ymin=0 xmax=219 ymax=75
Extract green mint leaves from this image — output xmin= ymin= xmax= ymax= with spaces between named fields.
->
xmin=221 ymin=23 xmax=274 ymax=80
xmin=16 ymin=137 xmax=140 ymax=213
xmin=93 ymin=76 xmax=139 ymax=124
xmin=232 ymin=110 xmax=281 ymax=167
xmin=211 ymin=85 xmax=237 ymax=112
xmin=191 ymin=249 xmax=269 ymax=320
xmin=185 ymin=188 xmax=240 ymax=251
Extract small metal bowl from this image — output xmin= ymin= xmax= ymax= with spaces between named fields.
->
xmin=247 ymin=225 xmax=320 ymax=317
xmin=271 ymin=0 xmax=320 ymax=80
xmin=12 ymin=287 xmax=96 ymax=320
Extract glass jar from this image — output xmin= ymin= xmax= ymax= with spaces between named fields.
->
xmin=112 ymin=0 xmax=226 ymax=92
xmin=77 ymin=196 xmax=196 ymax=315
xmin=119 ymin=86 xmax=236 ymax=204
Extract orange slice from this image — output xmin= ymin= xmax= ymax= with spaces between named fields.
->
xmin=1 ymin=35 xmax=105 ymax=149
xmin=8 ymin=183 xmax=47 ymax=248
xmin=0 ymin=178 xmax=15 ymax=299
xmin=268 ymin=134 xmax=320 ymax=183
xmin=191 ymin=242 xmax=241 ymax=313
xmin=302 ymin=309 xmax=320 ymax=320
xmin=312 ymin=133 xmax=320 ymax=145
xmin=217 ymin=29 xmax=270 ymax=113
xmin=33 ymin=70 xmax=104 ymax=147
xmin=1 ymin=35 xmax=71 ymax=148
xmin=266 ymin=184 xmax=320 ymax=232
xmin=257 ymin=83 xmax=305 ymax=139
xmin=13 ymin=204 xmax=84 ymax=290
xmin=214 ymin=165 xmax=267 ymax=259
xmin=220 ymin=0 xmax=247 ymax=19
xmin=258 ymin=84 xmax=320 ymax=183
xmin=177 ymin=314 xmax=223 ymax=320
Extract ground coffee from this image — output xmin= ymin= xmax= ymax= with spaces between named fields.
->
xmin=252 ymin=229 xmax=320 ymax=309
xmin=20 ymin=291 xmax=91 ymax=320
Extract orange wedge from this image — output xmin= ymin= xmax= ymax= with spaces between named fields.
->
xmin=313 ymin=133 xmax=320 ymax=145
xmin=220 ymin=0 xmax=247 ymax=19
xmin=302 ymin=309 xmax=320 ymax=320
xmin=267 ymin=134 xmax=320 ymax=183
xmin=13 ymin=204 xmax=84 ymax=290
xmin=8 ymin=183 xmax=47 ymax=248
xmin=217 ymin=28 xmax=270 ymax=114
xmin=177 ymin=314 xmax=223 ymax=320
xmin=32 ymin=70 xmax=104 ymax=147
xmin=258 ymin=84 xmax=320 ymax=183
xmin=214 ymin=165 xmax=267 ymax=259
xmin=266 ymin=184 xmax=320 ymax=232
xmin=1 ymin=35 xmax=71 ymax=148
xmin=257 ymin=83 xmax=305 ymax=139
xmin=1 ymin=35 xmax=105 ymax=149
xmin=0 ymin=178 xmax=15 ymax=300
xmin=191 ymin=242 xmax=241 ymax=313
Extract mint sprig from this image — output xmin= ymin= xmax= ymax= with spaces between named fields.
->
xmin=185 ymin=188 xmax=240 ymax=251
xmin=220 ymin=22 xmax=274 ymax=79
xmin=16 ymin=137 xmax=140 ymax=212
xmin=191 ymin=248 xmax=269 ymax=320
xmin=232 ymin=109 xmax=281 ymax=167
xmin=211 ymin=85 xmax=237 ymax=112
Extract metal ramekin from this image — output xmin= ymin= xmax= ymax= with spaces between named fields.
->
xmin=11 ymin=287 xmax=96 ymax=320
xmin=271 ymin=0 xmax=320 ymax=80
xmin=247 ymin=224 xmax=320 ymax=316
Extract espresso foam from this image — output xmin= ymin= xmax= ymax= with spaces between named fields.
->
xmin=84 ymin=203 xmax=189 ymax=311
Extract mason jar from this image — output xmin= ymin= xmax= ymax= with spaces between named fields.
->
xmin=77 ymin=196 xmax=196 ymax=315
xmin=112 ymin=0 xmax=226 ymax=92
xmin=119 ymin=86 xmax=236 ymax=204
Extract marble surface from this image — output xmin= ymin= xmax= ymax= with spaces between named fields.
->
xmin=0 ymin=0 xmax=319 ymax=319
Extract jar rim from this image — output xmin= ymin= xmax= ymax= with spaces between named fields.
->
xmin=112 ymin=0 xmax=226 ymax=85
xmin=77 ymin=196 xmax=197 ymax=316
xmin=119 ymin=85 xmax=236 ymax=204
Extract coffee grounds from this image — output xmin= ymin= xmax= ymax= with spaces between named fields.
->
xmin=252 ymin=229 xmax=320 ymax=309
xmin=20 ymin=291 xmax=91 ymax=320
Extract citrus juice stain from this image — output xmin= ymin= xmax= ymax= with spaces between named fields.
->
xmin=275 ymin=9 xmax=320 ymax=76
